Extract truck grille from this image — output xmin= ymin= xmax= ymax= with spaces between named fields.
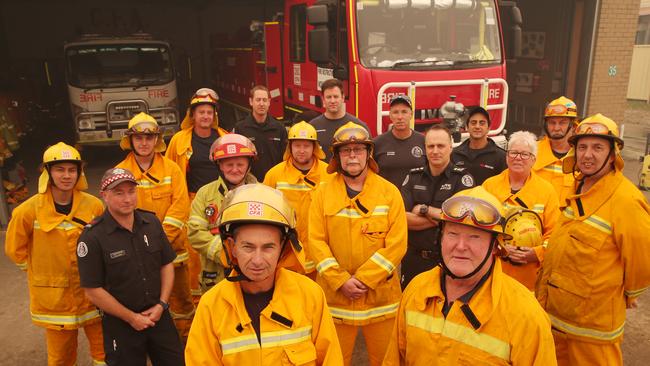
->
xmin=107 ymin=100 xmax=148 ymax=122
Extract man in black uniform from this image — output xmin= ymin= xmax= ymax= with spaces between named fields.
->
xmin=400 ymin=125 xmax=474 ymax=289
xmin=451 ymin=106 xmax=506 ymax=185
xmin=233 ymin=85 xmax=288 ymax=181
xmin=77 ymin=168 xmax=184 ymax=366
xmin=373 ymin=94 xmax=425 ymax=187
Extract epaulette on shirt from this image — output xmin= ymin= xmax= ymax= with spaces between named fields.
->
xmin=409 ymin=166 xmax=425 ymax=174
xmin=135 ymin=208 xmax=157 ymax=216
xmin=84 ymin=215 xmax=104 ymax=230
xmin=451 ymin=165 xmax=467 ymax=174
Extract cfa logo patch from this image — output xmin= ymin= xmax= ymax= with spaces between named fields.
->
xmin=411 ymin=146 xmax=423 ymax=158
xmin=248 ymin=202 xmax=263 ymax=217
xmin=77 ymin=242 xmax=88 ymax=258
xmin=226 ymin=144 xmax=237 ymax=154
xmin=461 ymin=174 xmax=474 ymax=187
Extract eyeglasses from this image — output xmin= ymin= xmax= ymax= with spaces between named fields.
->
xmin=507 ymin=150 xmax=534 ymax=160
xmin=338 ymin=146 xmax=367 ymax=156
xmin=441 ymin=196 xmax=501 ymax=228
xmin=126 ymin=122 xmax=159 ymax=135
xmin=575 ymin=122 xmax=610 ymax=135
xmin=545 ymin=104 xmax=576 ymax=116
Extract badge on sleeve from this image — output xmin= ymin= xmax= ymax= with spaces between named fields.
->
xmin=77 ymin=242 xmax=88 ymax=258
xmin=461 ymin=174 xmax=474 ymax=187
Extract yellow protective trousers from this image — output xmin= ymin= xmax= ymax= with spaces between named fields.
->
xmin=335 ymin=318 xmax=394 ymax=366
xmin=169 ymin=262 xmax=195 ymax=341
xmin=552 ymin=329 xmax=622 ymax=366
xmin=45 ymin=320 xmax=105 ymax=365
xmin=187 ymin=191 xmax=202 ymax=302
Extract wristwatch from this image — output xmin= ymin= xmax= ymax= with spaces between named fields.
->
xmin=158 ymin=300 xmax=169 ymax=311
xmin=419 ymin=205 xmax=429 ymax=216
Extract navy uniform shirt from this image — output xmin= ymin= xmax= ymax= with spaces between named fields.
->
xmin=233 ymin=114 xmax=288 ymax=182
xmin=77 ymin=209 xmax=176 ymax=313
xmin=373 ymin=129 xmax=426 ymax=188
xmin=400 ymin=163 xmax=475 ymax=254
xmin=451 ymin=138 xmax=506 ymax=185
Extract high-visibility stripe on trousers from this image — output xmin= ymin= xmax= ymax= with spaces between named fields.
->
xmin=45 ymin=320 xmax=105 ymax=365
xmin=552 ymin=328 xmax=622 ymax=366
xmin=335 ymin=318 xmax=394 ymax=366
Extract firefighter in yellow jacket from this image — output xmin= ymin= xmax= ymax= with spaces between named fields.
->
xmin=533 ymin=96 xmax=578 ymax=205
xmin=383 ymin=187 xmax=557 ymax=366
xmin=482 ymin=131 xmax=560 ymax=290
xmin=114 ymin=112 xmax=195 ymax=341
xmin=308 ymin=122 xmax=407 ymax=366
xmin=186 ymin=184 xmax=343 ymax=365
xmin=187 ymin=134 xmax=257 ymax=295
xmin=537 ymin=114 xmax=650 ymax=366
xmin=5 ymin=142 xmax=105 ymax=365
xmin=166 ymin=88 xmax=229 ymax=299
xmin=263 ymin=121 xmax=331 ymax=276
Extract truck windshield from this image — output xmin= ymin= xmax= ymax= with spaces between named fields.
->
xmin=65 ymin=44 xmax=174 ymax=88
xmin=356 ymin=0 xmax=502 ymax=69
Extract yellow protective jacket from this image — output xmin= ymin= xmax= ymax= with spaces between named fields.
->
xmin=263 ymin=158 xmax=332 ymax=273
xmin=308 ymin=170 xmax=407 ymax=326
xmin=537 ymin=170 xmax=650 ymax=343
xmin=482 ymin=169 xmax=560 ymax=290
xmin=187 ymin=174 xmax=257 ymax=293
xmin=383 ymin=260 xmax=557 ymax=366
xmin=533 ymin=137 xmax=574 ymax=205
xmin=165 ymin=126 xmax=229 ymax=178
xmin=5 ymin=189 xmax=104 ymax=329
xmin=185 ymin=268 xmax=343 ymax=365
xmin=116 ymin=152 xmax=190 ymax=263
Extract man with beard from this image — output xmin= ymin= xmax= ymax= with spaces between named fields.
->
xmin=263 ymin=121 xmax=332 ymax=277
xmin=373 ymin=95 xmax=425 ymax=187
xmin=532 ymin=97 xmax=578 ymax=204
xmin=233 ymin=85 xmax=287 ymax=181
xmin=451 ymin=107 xmax=506 ymax=185
xmin=187 ymin=134 xmax=258 ymax=295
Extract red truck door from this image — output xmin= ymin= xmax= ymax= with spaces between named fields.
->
xmin=264 ymin=21 xmax=285 ymax=119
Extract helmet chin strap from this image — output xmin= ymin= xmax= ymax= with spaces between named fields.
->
xmin=438 ymin=223 xmax=497 ymax=280
xmin=572 ymin=142 xmax=615 ymax=181
xmin=220 ymin=159 xmax=253 ymax=188
xmin=545 ymin=123 xmax=572 ymax=140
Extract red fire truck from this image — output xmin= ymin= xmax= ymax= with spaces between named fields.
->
xmin=213 ymin=0 xmax=521 ymax=140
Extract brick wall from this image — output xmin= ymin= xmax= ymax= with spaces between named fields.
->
xmin=586 ymin=0 xmax=641 ymax=124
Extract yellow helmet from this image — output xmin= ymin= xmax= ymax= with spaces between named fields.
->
xmin=503 ymin=208 xmax=543 ymax=250
xmin=544 ymin=96 xmax=578 ymax=118
xmin=327 ymin=121 xmax=378 ymax=174
xmin=562 ymin=113 xmax=624 ymax=174
xmin=180 ymin=87 xmax=220 ymax=130
xmin=284 ymin=121 xmax=325 ymax=160
xmin=119 ymin=112 xmax=167 ymax=152
xmin=217 ymin=184 xmax=305 ymax=278
xmin=38 ymin=142 xmax=88 ymax=194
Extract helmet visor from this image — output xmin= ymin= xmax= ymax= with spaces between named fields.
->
xmin=441 ymin=196 xmax=501 ymax=229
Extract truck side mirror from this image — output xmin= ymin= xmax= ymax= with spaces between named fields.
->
xmin=307 ymin=5 xmax=328 ymax=25
xmin=499 ymin=1 xmax=522 ymax=60
xmin=333 ymin=66 xmax=348 ymax=81
xmin=309 ymin=27 xmax=330 ymax=64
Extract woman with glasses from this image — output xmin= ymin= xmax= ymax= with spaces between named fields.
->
xmin=165 ymin=87 xmax=229 ymax=301
xmin=482 ymin=131 xmax=560 ymax=291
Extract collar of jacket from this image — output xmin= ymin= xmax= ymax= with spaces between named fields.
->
xmin=413 ymin=259 xmax=503 ymax=329
xmin=487 ymin=169 xmax=539 ymax=204
xmin=121 ymin=152 xmax=165 ymax=183
xmin=568 ymin=170 xmax=624 ymax=218
xmin=102 ymin=208 xmax=152 ymax=234
xmin=35 ymin=189 xmax=85 ymax=232
xmin=324 ymin=169 xmax=385 ymax=216
xmin=223 ymin=268 xmax=299 ymax=329
xmin=424 ymin=161 xmax=455 ymax=179
xmin=172 ymin=127 xmax=228 ymax=158
xmin=533 ymin=136 xmax=562 ymax=171
xmin=281 ymin=158 xmax=327 ymax=185
xmin=455 ymin=137 xmax=502 ymax=158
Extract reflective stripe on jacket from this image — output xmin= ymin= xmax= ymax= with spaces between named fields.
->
xmin=537 ymin=170 xmax=650 ymax=343
xmin=383 ymin=260 xmax=557 ymax=366
xmin=533 ymin=137 xmax=574 ymax=205
xmin=5 ymin=189 xmax=104 ymax=329
xmin=116 ymin=152 xmax=190 ymax=262
xmin=482 ymin=169 xmax=560 ymax=290
xmin=185 ymin=268 xmax=343 ymax=365
xmin=308 ymin=171 xmax=407 ymax=325
xmin=263 ymin=158 xmax=332 ymax=273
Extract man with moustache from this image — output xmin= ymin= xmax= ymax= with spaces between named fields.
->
xmin=373 ymin=95 xmax=425 ymax=188
xmin=399 ymin=125 xmax=474 ymax=289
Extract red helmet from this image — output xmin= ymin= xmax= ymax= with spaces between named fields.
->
xmin=209 ymin=134 xmax=257 ymax=162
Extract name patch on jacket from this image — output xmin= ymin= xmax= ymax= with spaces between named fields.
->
xmin=110 ymin=250 xmax=127 ymax=259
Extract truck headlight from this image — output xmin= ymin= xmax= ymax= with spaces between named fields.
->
xmin=164 ymin=111 xmax=177 ymax=124
xmin=78 ymin=117 xmax=95 ymax=130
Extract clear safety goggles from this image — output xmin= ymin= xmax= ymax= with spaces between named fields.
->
xmin=127 ymin=122 xmax=160 ymax=135
xmin=441 ymin=196 xmax=501 ymax=229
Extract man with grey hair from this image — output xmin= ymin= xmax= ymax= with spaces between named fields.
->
xmin=482 ymin=131 xmax=560 ymax=291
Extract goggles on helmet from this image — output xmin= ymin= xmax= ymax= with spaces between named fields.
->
xmin=441 ymin=196 xmax=501 ymax=229
xmin=191 ymin=89 xmax=218 ymax=106
xmin=575 ymin=122 xmax=611 ymax=136
xmin=125 ymin=121 xmax=160 ymax=135
xmin=544 ymin=104 xmax=576 ymax=117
